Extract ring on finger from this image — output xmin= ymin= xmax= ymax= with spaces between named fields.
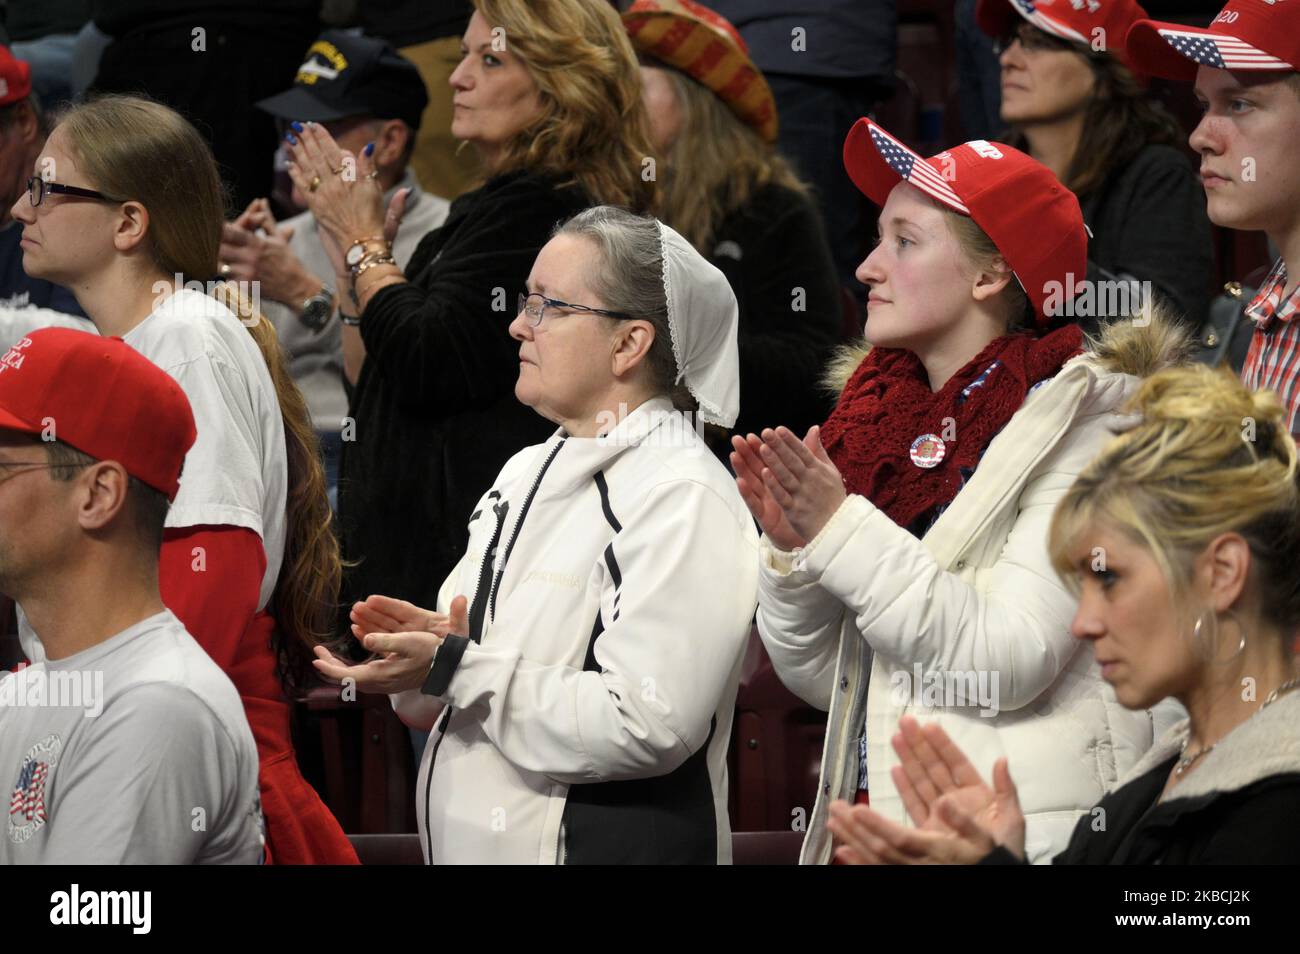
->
xmin=219 ymin=263 xmax=232 ymax=277
xmin=309 ymin=175 xmax=322 ymax=193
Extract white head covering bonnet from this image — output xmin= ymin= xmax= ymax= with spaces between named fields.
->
xmin=655 ymin=220 xmax=740 ymax=428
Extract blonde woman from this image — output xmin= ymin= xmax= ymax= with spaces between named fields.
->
xmin=623 ymin=0 xmax=840 ymax=445
xmin=285 ymin=0 xmax=657 ymax=621
xmin=10 ymin=95 xmax=351 ymax=863
xmin=829 ymin=365 xmax=1300 ymax=864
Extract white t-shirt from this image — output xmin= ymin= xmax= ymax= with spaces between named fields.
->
xmin=0 ymin=304 xmax=95 ymax=350
xmin=16 ymin=289 xmax=290 ymax=665
xmin=123 ymin=288 xmax=288 ymax=610
xmin=0 ymin=609 xmax=263 ymax=864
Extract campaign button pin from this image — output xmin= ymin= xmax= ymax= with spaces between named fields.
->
xmin=910 ymin=433 xmax=946 ymax=469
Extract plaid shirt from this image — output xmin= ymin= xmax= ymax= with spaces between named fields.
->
xmin=1243 ymin=258 xmax=1300 ymax=436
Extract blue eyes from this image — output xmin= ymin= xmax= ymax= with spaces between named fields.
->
xmin=1194 ymin=99 xmax=1253 ymax=114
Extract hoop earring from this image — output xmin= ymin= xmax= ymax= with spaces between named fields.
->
xmin=1195 ymin=609 xmax=1247 ymax=664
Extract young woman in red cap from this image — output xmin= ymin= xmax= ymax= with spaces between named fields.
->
xmin=733 ymin=118 xmax=1187 ymax=864
xmin=623 ymin=0 xmax=841 ymax=449
xmin=976 ymin=0 xmax=1212 ymax=335
xmin=10 ymin=94 xmax=357 ymax=864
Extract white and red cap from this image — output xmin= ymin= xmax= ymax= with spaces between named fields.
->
xmin=1126 ymin=1 xmax=1300 ymax=81
xmin=844 ymin=118 xmax=1087 ymax=325
xmin=977 ymin=0 xmax=1152 ymax=72
xmin=0 ymin=329 xmax=196 ymax=500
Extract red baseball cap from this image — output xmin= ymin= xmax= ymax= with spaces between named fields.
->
xmin=1126 ymin=2 xmax=1300 ymax=81
xmin=0 ymin=44 xmax=32 ymax=108
xmin=977 ymin=0 xmax=1152 ymax=72
xmin=0 ymin=329 xmax=196 ymax=500
xmin=844 ymin=118 xmax=1086 ymax=324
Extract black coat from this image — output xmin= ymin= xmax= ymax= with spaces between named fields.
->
xmin=339 ymin=170 xmax=591 ymax=622
xmin=707 ymin=182 xmax=841 ymax=444
xmin=1080 ymin=143 xmax=1214 ymax=334
xmin=983 ymin=690 xmax=1300 ymax=864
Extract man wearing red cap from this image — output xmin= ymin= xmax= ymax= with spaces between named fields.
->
xmin=0 ymin=329 xmax=262 ymax=863
xmin=1126 ymin=2 xmax=1300 ymax=435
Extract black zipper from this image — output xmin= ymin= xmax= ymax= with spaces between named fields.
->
xmin=423 ymin=706 xmax=453 ymax=864
xmin=488 ymin=439 xmax=566 ymax=621
xmin=468 ymin=495 xmax=510 ymax=644
xmin=419 ymin=441 xmax=564 ymax=863
xmin=422 ymin=492 xmax=510 ymax=864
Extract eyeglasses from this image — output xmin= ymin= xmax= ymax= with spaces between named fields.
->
xmin=517 ymin=292 xmax=633 ymax=328
xmin=992 ymin=23 xmax=1081 ymax=57
xmin=26 ymin=176 xmax=124 ymax=208
xmin=0 ymin=460 xmax=87 ymax=485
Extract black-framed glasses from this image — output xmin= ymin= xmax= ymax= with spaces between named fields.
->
xmin=517 ymin=292 xmax=633 ymax=328
xmin=0 ymin=460 xmax=88 ymax=485
xmin=992 ymin=22 xmax=1081 ymax=57
xmin=26 ymin=176 xmax=124 ymax=208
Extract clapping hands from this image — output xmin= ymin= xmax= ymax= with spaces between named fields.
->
xmin=825 ymin=715 xmax=1027 ymax=865
xmin=730 ymin=425 xmax=847 ymax=551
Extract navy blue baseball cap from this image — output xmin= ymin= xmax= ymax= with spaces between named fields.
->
xmin=256 ymin=30 xmax=429 ymax=131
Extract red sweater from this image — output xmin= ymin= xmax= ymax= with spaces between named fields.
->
xmin=159 ymin=525 xmax=357 ymax=865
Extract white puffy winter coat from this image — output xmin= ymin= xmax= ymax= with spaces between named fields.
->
xmin=758 ymin=334 xmax=1184 ymax=864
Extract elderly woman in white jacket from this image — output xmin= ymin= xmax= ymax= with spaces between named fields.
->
xmin=314 ymin=206 xmax=759 ymax=864
xmin=732 ymin=119 xmax=1183 ymax=864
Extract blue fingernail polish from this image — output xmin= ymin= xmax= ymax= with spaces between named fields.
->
xmin=285 ymin=132 xmax=297 ymax=144
xmin=363 ymin=142 xmax=375 ymax=157
xmin=290 ymin=121 xmax=304 ymax=132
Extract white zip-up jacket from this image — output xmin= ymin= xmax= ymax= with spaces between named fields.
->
xmin=390 ymin=397 xmax=759 ymax=864
xmin=758 ymin=323 xmax=1186 ymax=864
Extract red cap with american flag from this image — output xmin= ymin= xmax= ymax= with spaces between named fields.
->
xmin=976 ymin=0 xmax=1152 ymax=73
xmin=843 ymin=118 xmax=1087 ymax=325
xmin=1125 ymin=1 xmax=1300 ymax=81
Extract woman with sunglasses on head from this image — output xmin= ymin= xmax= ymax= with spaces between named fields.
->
xmin=283 ymin=0 xmax=656 ymax=632
xmin=828 ymin=364 xmax=1300 ymax=865
xmin=314 ymin=207 xmax=759 ymax=865
xmin=9 ymin=94 xmax=356 ymax=864
xmin=734 ymin=117 xmax=1189 ymax=864
xmin=977 ymin=0 xmax=1212 ymax=335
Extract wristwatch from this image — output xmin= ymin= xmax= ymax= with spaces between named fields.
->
xmin=299 ymin=283 xmax=335 ymax=333
xmin=346 ymin=236 xmax=389 ymax=272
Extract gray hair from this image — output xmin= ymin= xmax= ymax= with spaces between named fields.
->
xmin=554 ymin=206 xmax=696 ymax=412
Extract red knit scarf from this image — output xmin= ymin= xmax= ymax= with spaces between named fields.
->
xmin=820 ymin=325 xmax=1084 ymax=530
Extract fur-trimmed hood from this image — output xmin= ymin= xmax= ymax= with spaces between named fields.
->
xmin=1121 ymin=689 xmax=1300 ymax=801
xmin=821 ymin=308 xmax=1192 ymax=398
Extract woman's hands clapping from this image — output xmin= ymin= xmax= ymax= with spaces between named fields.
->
xmin=731 ymin=425 xmax=847 ymax=550
xmin=826 ymin=715 xmax=1027 ymax=865
xmin=311 ymin=594 xmax=470 ymax=695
